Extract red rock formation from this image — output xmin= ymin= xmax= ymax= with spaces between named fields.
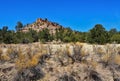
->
xmin=21 ymin=18 xmax=61 ymax=34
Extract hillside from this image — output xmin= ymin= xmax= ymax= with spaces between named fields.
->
xmin=0 ymin=43 xmax=120 ymax=81
xmin=21 ymin=18 xmax=62 ymax=34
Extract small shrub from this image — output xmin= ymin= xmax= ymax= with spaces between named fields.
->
xmin=16 ymin=52 xmax=41 ymax=70
xmin=14 ymin=66 xmax=44 ymax=81
xmin=89 ymin=70 xmax=102 ymax=81
xmin=5 ymin=48 xmax=14 ymax=60
xmin=40 ymin=74 xmax=51 ymax=81
xmin=59 ymin=74 xmax=76 ymax=81
xmin=113 ymin=78 xmax=120 ymax=81
xmin=72 ymin=44 xmax=83 ymax=62
xmin=39 ymin=54 xmax=50 ymax=65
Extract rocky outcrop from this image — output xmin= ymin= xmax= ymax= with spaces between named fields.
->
xmin=21 ymin=18 xmax=61 ymax=34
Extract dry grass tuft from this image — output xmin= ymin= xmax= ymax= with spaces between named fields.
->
xmin=81 ymin=49 xmax=88 ymax=57
xmin=6 ymin=48 xmax=13 ymax=54
xmin=0 ymin=48 xmax=2 ymax=54
xmin=102 ymin=53 xmax=111 ymax=63
xmin=90 ymin=60 xmax=98 ymax=69
xmin=15 ymin=48 xmax=43 ymax=70
xmin=114 ymin=55 xmax=120 ymax=65
xmin=39 ymin=73 xmax=51 ymax=81
xmin=0 ymin=48 xmax=11 ymax=61
xmin=1 ymin=54 xmax=10 ymax=61
xmin=15 ymin=53 xmax=27 ymax=70
xmin=75 ymin=42 xmax=84 ymax=47
xmin=66 ymin=45 xmax=72 ymax=56
xmin=96 ymin=47 xmax=105 ymax=55
xmin=28 ymin=53 xmax=42 ymax=67
xmin=0 ymin=48 xmax=3 ymax=60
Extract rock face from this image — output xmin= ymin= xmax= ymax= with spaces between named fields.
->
xmin=0 ymin=43 xmax=120 ymax=81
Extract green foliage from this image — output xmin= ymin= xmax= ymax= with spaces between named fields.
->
xmin=87 ymin=24 xmax=108 ymax=44
xmin=108 ymin=28 xmax=118 ymax=43
xmin=54 ymin=27 xmax=83 ymax=43
xmin=15 ymin=21 xmax=23 ymax=31
xmin=109 ymin=28 xmax=117 ymax=35
xmin=0 ymin=29 xmax=3 ymax=43
xmin=38 ymin=28 xmax=51 ymax=42
xmin=110 ymin=34 xmax=120 ymax=43
xmin=3 ymin=30 xmax=16 ymax=44
xmin=0 ymin=22 xmax=120 ymax=44
xmin=0 ymin=26 xmax=16 ymax=44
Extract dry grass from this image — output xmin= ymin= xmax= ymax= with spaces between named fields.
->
xmin=81 ymin=49 xmax=88 ymax=57
xmin=0 ymin=48 xmax=3 ymax=60
xmin=90 ymin=60 xmax=98 ymax=69
xmin=0 ymin=48 xmax=12 ymax=61
xmin=39 ymin=73 xmax=51 ymax=81
xmin=6 ymin=48 xmax=13 ymax=55
xmin=15 ymin=53 xmax=27 ymax=70
xmin=100 ymin=44 xmax=120 ymax=67
xmin=75 ymin=42 xmax=86 ymax=57
xmin=1 ymin=54 xmax=10 ymax=61
xmin=66 ymin=45 xmax=71 ymax=56
xmin=27 ymin=53 xmax=42 ymax=67
xmin=15 ymin=47 xmax=43 ymax=70
xmin=96 ymin=47 xmax=105 ymax=55
xmin=75 ymin=42 xmax=83 ymax=46
xmin=0 ymin=48 xmax=2 ymax=54
xmin=113 ymin=55 xmax=120 ymax=65
xmin=117 ymin=47 xmax=120 ymax=54
xmin=102 ymin=53 xmax=111 ymax=63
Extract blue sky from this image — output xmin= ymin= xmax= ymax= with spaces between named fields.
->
xmin=0 ymin=0 xmax=120 ymax=31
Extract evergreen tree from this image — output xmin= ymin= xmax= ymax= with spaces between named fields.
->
xmin=110 ymin=34 xmax=120 ymax=43
xmin=15 ymin=21 xmax=23 ymax=31
xmin=87 ymin=24 xmax=108 ymax=44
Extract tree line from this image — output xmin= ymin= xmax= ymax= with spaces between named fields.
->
xmin=0 ymin=22 xmax=120 ymax=44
